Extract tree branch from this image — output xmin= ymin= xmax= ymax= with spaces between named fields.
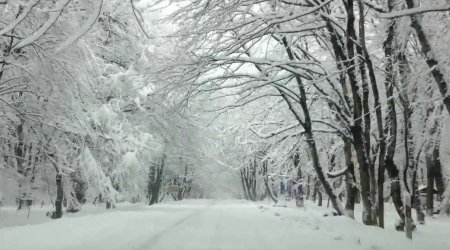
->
xmin=380 ymin=5 xmax=450 ymax=19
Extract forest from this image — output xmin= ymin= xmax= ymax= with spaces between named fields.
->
xmin=1 ymin=0 xmax=450 ymax=249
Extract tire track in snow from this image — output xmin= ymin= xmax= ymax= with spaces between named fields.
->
xmin=133 ymin=200 xmax=216 ymax=250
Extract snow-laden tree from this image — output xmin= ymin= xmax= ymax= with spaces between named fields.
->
xmin=152 ymin=0 xmax=450 ymax=236
xmin=0 ymin=0 xmax=177 ymax=217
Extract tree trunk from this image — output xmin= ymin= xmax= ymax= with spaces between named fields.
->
xmin=381 ymin=0 xmax=399 ymax=227
xmin=262 ymin=160 xmax=278 ymax=204
xmin=240 ymin=169 xmax=249 ymax=200
xmin=428 ymin=145 xmax=445 ymax=214
xmin=278 ymin=36 xmax=344 ymax=215
xmin=355 ymin=1 xmax=375 ymax=221
xmin=15 ymin=121 xmax=25 ymax=175
xmin=426 ymin=154 xmax=435 ymax=216
xmin=251 ymin=161 xmax=257 ymax=201
xmin=414 ymin=186 xmax=425 ymax=224
xmin=149 ymin=183 xmax=160 ymax=205
xmin=403 ymin=103 xmax=415 ymax=237
xmin=358 ymin=0 xmax=386 ymax=227
xmin=432 ymin=147 xmax=445 ymax=198
xmin=317 ymin=189 xmax=323 ymax=207
xmin=344 ymin=0 xmax=376 ymax=225
xmin=53 ymin=173 xmax=63 ymax=219
xmin=241 ymin=164 xmax=257 ymax=201
xmin=405 ymin=201 xmax=413 ymax=239
xmin=306 ymin=175 xmax=311 ymax=199
xmin=264 ymin=179 xmax=278 ymax=204
xmin=305 ymin=133 xmax=341 ymax=213
xmin=404 ymin=0 xmax=450 ymax=115
xmin=386 ymin=159 xmax=405 ymax=225
xmin=312 ymin=180 xmax=317 ymax=202
xmin=149 ymin=154 xmax=165 ymax=205
xmin=344 ymin=142 xmax=357 ymax=219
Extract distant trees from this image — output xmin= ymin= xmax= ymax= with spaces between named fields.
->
xmin=155 ymin=0 xmax=450 ymax=238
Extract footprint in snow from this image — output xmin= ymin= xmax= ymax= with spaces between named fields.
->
xmin=369 ymin=245 xmax=381 ymax=250
xmin=274 ymin=212 xmax=280 ymax=217
xmin=311 ymin=225 xmax=320 ymax=230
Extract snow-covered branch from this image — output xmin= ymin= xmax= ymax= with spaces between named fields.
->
xmin=327 ymin=167 xmax=347 ymax=178
xmin=380 ymin=5 xmax=450 ymax=19
xmin=12 ymin=0 xmax=71 ymax=51
xmin=0 ymin=0 xmax=39 ymax=37
xmin=364 ymin=0 xmax=387 ymax=13
xmin=249 ymin=123 xmax=301 ymax=139
xmin=56 ymin=0 xmax=103 ymax=52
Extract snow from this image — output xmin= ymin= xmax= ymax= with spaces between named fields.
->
xmin=380 ymin=5 xmax=450 ymax=19
xmin=11 ymin=0 xmax=71 ymax=51
xmin=0 ymin=0 xmax=39 ymax=37
xmin=1 ymin=200 xmax=449 ymax=250
xmin=55 ymin=0 xmax=103 ymax=53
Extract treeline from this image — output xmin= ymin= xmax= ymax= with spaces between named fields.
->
xmin=154 ymin=0 xmax=450 ymax=239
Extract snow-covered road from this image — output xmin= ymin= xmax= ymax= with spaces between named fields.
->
xmin=1 ymin=200 xmax=449 ymax=250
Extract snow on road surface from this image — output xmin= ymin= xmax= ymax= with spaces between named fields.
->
xmin=1 ymin=200 xmax=449 ymax=250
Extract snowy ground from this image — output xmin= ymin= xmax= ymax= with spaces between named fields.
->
xmin=1 ymin=199 xmax=449 ymax=250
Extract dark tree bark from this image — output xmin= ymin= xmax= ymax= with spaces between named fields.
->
xmin=251 ymin=160 xmax=257 ymax=200
xmin=397 ymin=49 xmax=417 ymax=238
xmin=306 ymin=175 xmax=311 ymax=199
xmin=240 ymin=162 xmax=258 ymax=201
xmin=53 ymin=173 xmax=63 ymax=219
xmin=355 ymin=1 xmax=375 ymax=220
xmin=344 ymin=0 xmax=376 ymax=225
xmin=382 ymin=0 xmax=402 ymax=228
xmin=432 ymin=147 xmax=445 ymax=198
xmin=382 ymin=0 xmax=410 ymax=228
xmin=405 ymin=201 xmax=413 ymax=239
xmin=358 ymin=0 xmax=386 ymax=227
xmin=326 ymin=142 xmax=357 ymax=218
xmin=319 ymin=4 xmax=361 ymax=219
xmin=148 ymin=154 xmax=165 ymax=205
xmin=278 ymin=36 xmax=344 ymax=215
xmin=344 ymin=142 xmax=358 ymax=218
xmin=262 ymin=160 xmax=278 ymax=204
xmin=404 ymin=0 xmax=450 ymax=115
xmin=426 ymin=154 xmax=435 ymax=216
xmin=176 ymin=165 xmax=192 ymax=201
xmin=317 ymin=187 xmax=323 ymax=207
xmin=294 ymin=150 xmax=301 ymax=180
xmin=15 ymin=121 xmax=25 ymax=175
xmin=427 ymin=144 xmax=445 ymax=214
xmin=312 ymin=178 xmax=317 ymax=202
xmin=402 ymin=99 xmax=414 ymax=239
xmin=414 ymin=179 xmax=425 ymax=224
xmin=318 ymin=1 xmax=374 ymax=220
xmin=240 ymin=169 xmax=250 ymax=200
xmin=386 ymin=159 xmax=405 ymax=227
